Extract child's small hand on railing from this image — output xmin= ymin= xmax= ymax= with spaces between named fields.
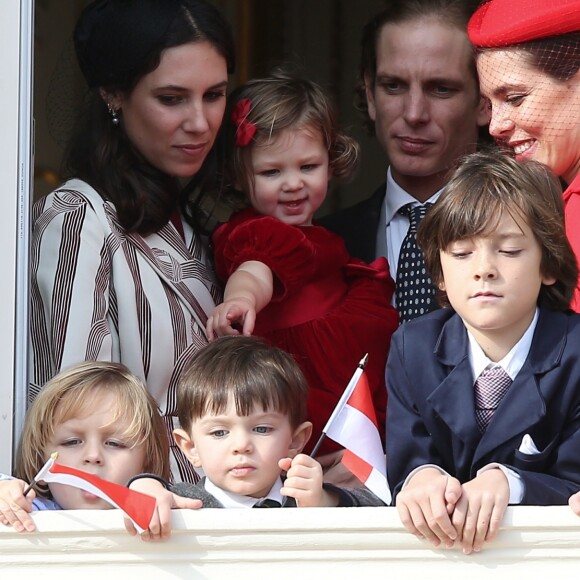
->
xmin=570 ymin=491 xmax=580 ymax=516
xmin=125 ymin=476 xmax=202 ymax=541
xmin=0 ymin=478 xmax=36 ymax=532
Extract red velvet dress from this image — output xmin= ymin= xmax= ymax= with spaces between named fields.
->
xmin=213 ymin=209 xmax=399 ymax=455
xmin=564 ymin=174 xmax=580 ymax=312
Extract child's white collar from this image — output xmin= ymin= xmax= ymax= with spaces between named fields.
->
xmin=204 ymin=476 xmax=284 ymax=508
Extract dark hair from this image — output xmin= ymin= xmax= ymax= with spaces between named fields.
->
xmin=418 ymin=149 xmax=578 ymax=311
xmin=177 ymin=336 xmax=309 ymax=433
xmin=65 ymin=0 xmax=235 ymax=235
xmin=356 ymin=0 xmax=481 ymax=132
xmin=513 ymin=33 xmax=580 ymax=81
xmin=474 ymin=33 xmax=580 ymax=83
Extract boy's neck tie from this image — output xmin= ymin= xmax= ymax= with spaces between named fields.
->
xmin=395 ymin=203 xmax=437 ymax=322
xmin=252 ymin=498 xmax=282 ymax=508
xmin=474 ymin=366 xmax=513 ymax=432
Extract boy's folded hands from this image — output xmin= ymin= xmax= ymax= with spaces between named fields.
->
xmin=396 ymin=466 xmax=509 ymax=554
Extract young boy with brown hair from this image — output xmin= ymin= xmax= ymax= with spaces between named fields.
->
xmin=386 ymin=150 xmax=580 ymax=554
xmin=127 ymin=336 xmax=382 ymax=538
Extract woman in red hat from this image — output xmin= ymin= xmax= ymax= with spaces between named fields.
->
xmin=468 ymin=0 xmax=580 ymax=312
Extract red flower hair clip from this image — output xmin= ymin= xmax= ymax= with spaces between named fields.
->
xmin=231 ymin=98 xmax=257 ymax=147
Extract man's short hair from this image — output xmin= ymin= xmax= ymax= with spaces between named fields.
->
xmin=356 ymin=0 xmax=481 ymax=131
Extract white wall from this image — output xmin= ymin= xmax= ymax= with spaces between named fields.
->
xmin=1 ymin=506 xmax=580 ymax=578
xmin=0 ymin=1 xmax=32 ymax=474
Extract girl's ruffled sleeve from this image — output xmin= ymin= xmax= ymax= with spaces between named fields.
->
xmin=212 ymin=214 xmax=316 ymax=301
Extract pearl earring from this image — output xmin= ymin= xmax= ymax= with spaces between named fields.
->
xmin=107 ymin=103 xmax=119 ymax=126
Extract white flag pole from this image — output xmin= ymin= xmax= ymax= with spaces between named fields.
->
xmin=310 ymin=354 xmax=368 ymax=458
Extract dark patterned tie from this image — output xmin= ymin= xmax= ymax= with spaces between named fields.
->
xmin=253 ymin=498 xmax=282 ymax=508
xmin=474 ymin=367 xmax=513 ymax=432
xmin=396 ymin=203 xmax=437 ymax=322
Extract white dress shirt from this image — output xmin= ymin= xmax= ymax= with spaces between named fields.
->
xmin=377 ymin=167 xmax=443 ymax=284
xmin=204 ymin=476 xmax=285 ymax=508
xmin=468 ymin=308 xmax=539 ymax=503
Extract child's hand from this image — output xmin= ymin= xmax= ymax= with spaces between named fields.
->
xmin=125 ymin=478 xmax=202 ymax=541
xmin=395 ymin=467 xmax=462 ymax=548
xmin=279 ymin=454 xmax=337 ymax=507
xmin=451 ymin=468 xmax=509 ymax=555
xmin=0 ymin=478 xmax=36 ymax=532
xmin=569 ymin=490 xmax=580 ymax=515
xmin=206 ymin=298 xmax=256 ymax=340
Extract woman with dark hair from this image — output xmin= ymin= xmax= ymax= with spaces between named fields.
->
xmin=29 ymin=0 xmax=235 ymax=483
xmin=468 ymin=0 xmax=580 ymax=311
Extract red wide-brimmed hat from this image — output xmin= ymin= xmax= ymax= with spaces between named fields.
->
xmin=468 ymin=0 xmax=580 ymax=47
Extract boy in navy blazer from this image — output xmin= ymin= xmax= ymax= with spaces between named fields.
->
xmin=386 ymin=151 xmax=580 ymax=555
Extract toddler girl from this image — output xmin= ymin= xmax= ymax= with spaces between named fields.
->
xmin=0 ymin=361 xmax=169 ymax=532
xmin=208 ymin=70 xmax=399 ymax=459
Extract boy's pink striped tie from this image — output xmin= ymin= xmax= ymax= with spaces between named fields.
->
xmin=474 ymin=366 xmax=513 ymax=432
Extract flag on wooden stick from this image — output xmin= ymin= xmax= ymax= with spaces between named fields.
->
xmin=312 ymin=355 xmax=391 ymax=505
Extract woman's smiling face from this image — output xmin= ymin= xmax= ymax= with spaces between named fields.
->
xmin=477 ymin=49 xmax=580 ymax=183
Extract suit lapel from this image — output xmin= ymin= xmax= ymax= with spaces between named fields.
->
xmin=425 ymin=309 xmax=567 ymax=470
xmin=472 ymin=364 xmax=544 ymax=465
xmin=349 ymin=184 xmax=385 ymax=263
xmin=473 ymin=309 xmax=566 ymax=465
xmin=366 ymin=184 xmax=387 ymax=262
xmin=427 ymin=314 xmax=481 ymax=449
xmin=319 ymin=183 xmax=385 ymax=263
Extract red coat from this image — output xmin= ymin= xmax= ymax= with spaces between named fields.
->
xmin=564 ymin=174 xmax=580 ymax=312
xmin=213 ymin=209 xmax=399 ymax=455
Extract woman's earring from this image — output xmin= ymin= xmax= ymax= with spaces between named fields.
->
xmin=107 ymin=103 xmax=119 ymax=126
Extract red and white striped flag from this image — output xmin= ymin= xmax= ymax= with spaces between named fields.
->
xmin=34 ymin=455 xmax=156 ymax=532
xmin=324 ymin=363 xmax=391 ymax=505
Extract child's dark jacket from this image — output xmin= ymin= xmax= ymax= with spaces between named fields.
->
xmin=172 ymin=478 xmax=385 ymax=508
xmin=386 ymin=307 xmax=580 ymax=504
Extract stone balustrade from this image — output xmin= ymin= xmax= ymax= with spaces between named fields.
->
xmin=2 ymin=506 xmax=580 ymax=578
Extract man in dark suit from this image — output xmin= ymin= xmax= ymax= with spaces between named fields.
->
xmin=321 ymin=0 xmax=489 ymax=320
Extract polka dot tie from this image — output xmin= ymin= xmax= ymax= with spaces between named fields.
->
xmin=395 ymin=203 xmax=438 ymax=322
xmin=474 ymin=366 xmax=513 ymax=432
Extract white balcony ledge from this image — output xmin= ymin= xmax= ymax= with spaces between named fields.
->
xmin=1 ymin=506 xmax=580 ymax=578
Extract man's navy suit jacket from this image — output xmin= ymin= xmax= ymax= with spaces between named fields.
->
xmin=319 ymin=184 xmax=385 ymax=263
xmin=386 ymin=307 xmax=580 ymax=505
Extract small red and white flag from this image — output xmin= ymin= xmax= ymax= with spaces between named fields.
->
xmin=31 ymin=453 xmax=156 ymax=532
xmin=317 ymin=355 xmax=391 ymax=505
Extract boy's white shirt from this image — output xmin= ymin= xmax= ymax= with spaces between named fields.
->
xmin=204 ymin=475 xmax=285 ymax=508
xmin=404 ymin=308 xmax=540 ymax=504
xmin=468 ymin=307 xmax=538 ymax=382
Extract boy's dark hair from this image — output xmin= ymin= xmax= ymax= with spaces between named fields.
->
xmin=418 ymin=149 xmax=578 ymax=311
xmin=66 ymin=0 xmax=235 ymax=235
xmin=356 ymin=0 xmax=481 ymax=132
xmin=177 ymin=336 xmax=309 ymax=433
